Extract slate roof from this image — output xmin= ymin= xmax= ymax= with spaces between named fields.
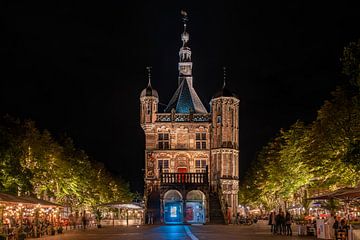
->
xmin=164 ymin=79 xmax=207 ymax=114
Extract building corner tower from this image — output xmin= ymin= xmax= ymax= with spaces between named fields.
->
xmin=210 ymin=68 xmax=240 ymax=218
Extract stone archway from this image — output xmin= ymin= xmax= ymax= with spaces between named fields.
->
xmin=163 ymin=190 xmax=183 ymax=224
xmin=185 ymin=190 xmax=206 ymax=224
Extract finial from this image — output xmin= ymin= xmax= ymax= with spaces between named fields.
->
xmin=146 ymin=66 xmax=152 ymax=87
xmin=181 ymin=10 xmax=188 ymax=32
xmin=223 ymin=67 xmax=227 ymax=89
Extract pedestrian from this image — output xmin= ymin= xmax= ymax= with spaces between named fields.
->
xmin=236 ymin=212 xmax=240 ymax=225
xmin=268 ymin=211 xmax=275 ymax=233
xmin=81 ymin=213 xmax=87 ymax=229
xmin=275 ymin=209 xmax=285 ymax=235
xmin=285 ymin=211 xmax=292 ymax=236
xmin=333 ymin=216 xmax=339 ymax=238
xmin=148 ymin=211 xmax=154 ymax=224
xmin=227 ymin=207 xmax=232 ymax=224
xmin=327 ymin=214 xmax=335 ymax=239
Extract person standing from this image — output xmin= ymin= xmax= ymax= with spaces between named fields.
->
xmin=327 ymin=214 xmax=335 ymax=239
xmin=285 ymin=211 xmax=292 ymax=236
xmin=268 ymin=211 xmax=275 ymax=233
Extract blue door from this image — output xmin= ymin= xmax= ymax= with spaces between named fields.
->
xmin=164 ymin=201 xmax=183 ymax=224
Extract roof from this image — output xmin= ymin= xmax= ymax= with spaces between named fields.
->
xmin=212 ymin=87 xmax=238 ymax=99
xmin=97 ymin=202 xmax=144 ymax=209
xmin=307 ymin=187 xmax=360 ymax=201
xmin=140 ymin=85 xmax=159 ymax=98
xmin=164 ymin=78 xmax=207 ymax=114
xmin=0 ymin=192 xmax=62 ymax=207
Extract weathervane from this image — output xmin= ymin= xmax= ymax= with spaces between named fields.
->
xmin=181 ymin=10 xmax=188 ymax=24
xmin=223 ymin=67 xmax=227 ymax=88
xmin=181 ymin=10 xmax=188 ymax=33
xmin=146 ymin=66 xmax=152 ymax=87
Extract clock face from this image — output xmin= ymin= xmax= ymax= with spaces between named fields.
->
xmin=181 ymin=66 xmax=191 ymax=75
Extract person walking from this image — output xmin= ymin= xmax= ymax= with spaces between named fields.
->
xmin=285 ymin=211 xmax=292 ymax=236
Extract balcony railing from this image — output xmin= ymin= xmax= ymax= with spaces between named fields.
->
xmin=160 ymin=172 xmax=208 ymax=185
xmin=156 ymin=113 xmax=211 ymax=122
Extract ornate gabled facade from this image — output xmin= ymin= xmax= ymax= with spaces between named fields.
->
xmin=140 ymin=13 xmax=239 ymax=224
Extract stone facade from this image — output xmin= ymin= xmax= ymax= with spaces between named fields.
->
xmin=140 ymin=14 xmax=239 ymax=224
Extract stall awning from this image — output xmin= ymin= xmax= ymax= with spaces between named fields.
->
xmin=0 ymin=192 xmax=62 ymax=208
xmin=97 ymin=202 xmax=144 ymax=209
xmin=307 ymin=187 xmax=360 ymax=201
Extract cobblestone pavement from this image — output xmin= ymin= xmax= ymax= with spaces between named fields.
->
xmin=26 ymin=221 xmax=318 ymax=240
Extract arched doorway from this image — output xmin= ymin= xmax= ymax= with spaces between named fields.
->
xmin=163 ymin=190 xmax=183 ymax=224
xmin=185 ymin=190 xmax=206 ymax=224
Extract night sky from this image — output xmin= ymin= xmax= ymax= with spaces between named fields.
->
xmin=1 ymin=1 xmax=359 ymax=192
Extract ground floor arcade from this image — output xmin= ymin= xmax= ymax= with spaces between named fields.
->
xmin=160 ymin=189 xmax=207 ymax=224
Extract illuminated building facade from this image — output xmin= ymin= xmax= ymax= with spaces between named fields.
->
xmin=140 ymin=13 xmax=239 ymax=224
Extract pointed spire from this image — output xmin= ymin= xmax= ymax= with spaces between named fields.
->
xmin=180 ymin=10 xmax=189 ymax=46
xmin=223 ymin=67 xmax=227 ymax=89
xmin=146 ymin=66 xmax=152 ymax=87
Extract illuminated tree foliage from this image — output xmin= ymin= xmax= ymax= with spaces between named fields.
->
xmin=240 ymin=39 xmax=360 ymax=209
xmin=0 ymin=116 xmax=133 ymax=209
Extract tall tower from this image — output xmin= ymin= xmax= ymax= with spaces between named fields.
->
xmin=164 ymin=12 xmax=207 ymax=114
xmin=210 ymin=68 xmax=240 ymax=218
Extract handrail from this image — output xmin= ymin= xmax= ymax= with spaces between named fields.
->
xmin=156 ymin=113 xmax=211 ymax=122
xmin=160 ymin=172 xmax=208 ymax=185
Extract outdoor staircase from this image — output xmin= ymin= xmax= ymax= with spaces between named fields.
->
xmin=146 ymin=190 xmax=161 ymax=224
xmin=209 ymin=192 xmax=226 ymax=224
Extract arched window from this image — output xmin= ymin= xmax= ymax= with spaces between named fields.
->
xmin=147 ymin=103 xmax=151 ymax=115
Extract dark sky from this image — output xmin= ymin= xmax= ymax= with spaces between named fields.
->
xmin=1 ymin=1 xmax=359 ymax=192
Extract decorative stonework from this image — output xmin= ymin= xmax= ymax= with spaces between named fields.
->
xmin=140 ymin=14 xmax=240 ymax=223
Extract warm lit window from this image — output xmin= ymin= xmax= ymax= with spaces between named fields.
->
xmin=196 ymin=132 xmax=206 ymax=149
xmin=195 ymin=160 xmax=207 ymax=173
xmin=158 ymin=159 xmax=169 ymax=172
xmin=158 ymin=133 xmax=170 ymax=149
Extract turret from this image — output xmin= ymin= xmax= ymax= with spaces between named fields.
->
xmin=211 ymin=68 xmax=239 ymax=149
xmin=140 ymin=67 xmax=159 ymax=126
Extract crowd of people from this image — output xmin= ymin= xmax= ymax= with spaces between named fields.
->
xmin=268 ymin=209 xmax=293 ymax=236
xmin=1 ymin=219 xmax=64 ymax=239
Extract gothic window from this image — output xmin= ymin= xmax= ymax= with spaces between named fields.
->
xmin=158 ymin=159 xmax=169 ymax=173
xmin=147 ymin=103 xmax=151 ymax=115
xmin=158 ymin=133 xmax=170 ymax=149
xmin=195 ymin=160 xmax=206 ymax=173
xmin=217 ymin=115 xmax=222 ymax=124
xmin=196 ymin=132 xmax=206 ymax=149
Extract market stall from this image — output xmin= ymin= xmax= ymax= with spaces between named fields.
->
xmin=308 ymin=186 xmax=360 ymax=240
xmin=0 ymin=192 xmax=63 ymax=239
xmin=97 ymin=202 xmax=144 ymax=226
